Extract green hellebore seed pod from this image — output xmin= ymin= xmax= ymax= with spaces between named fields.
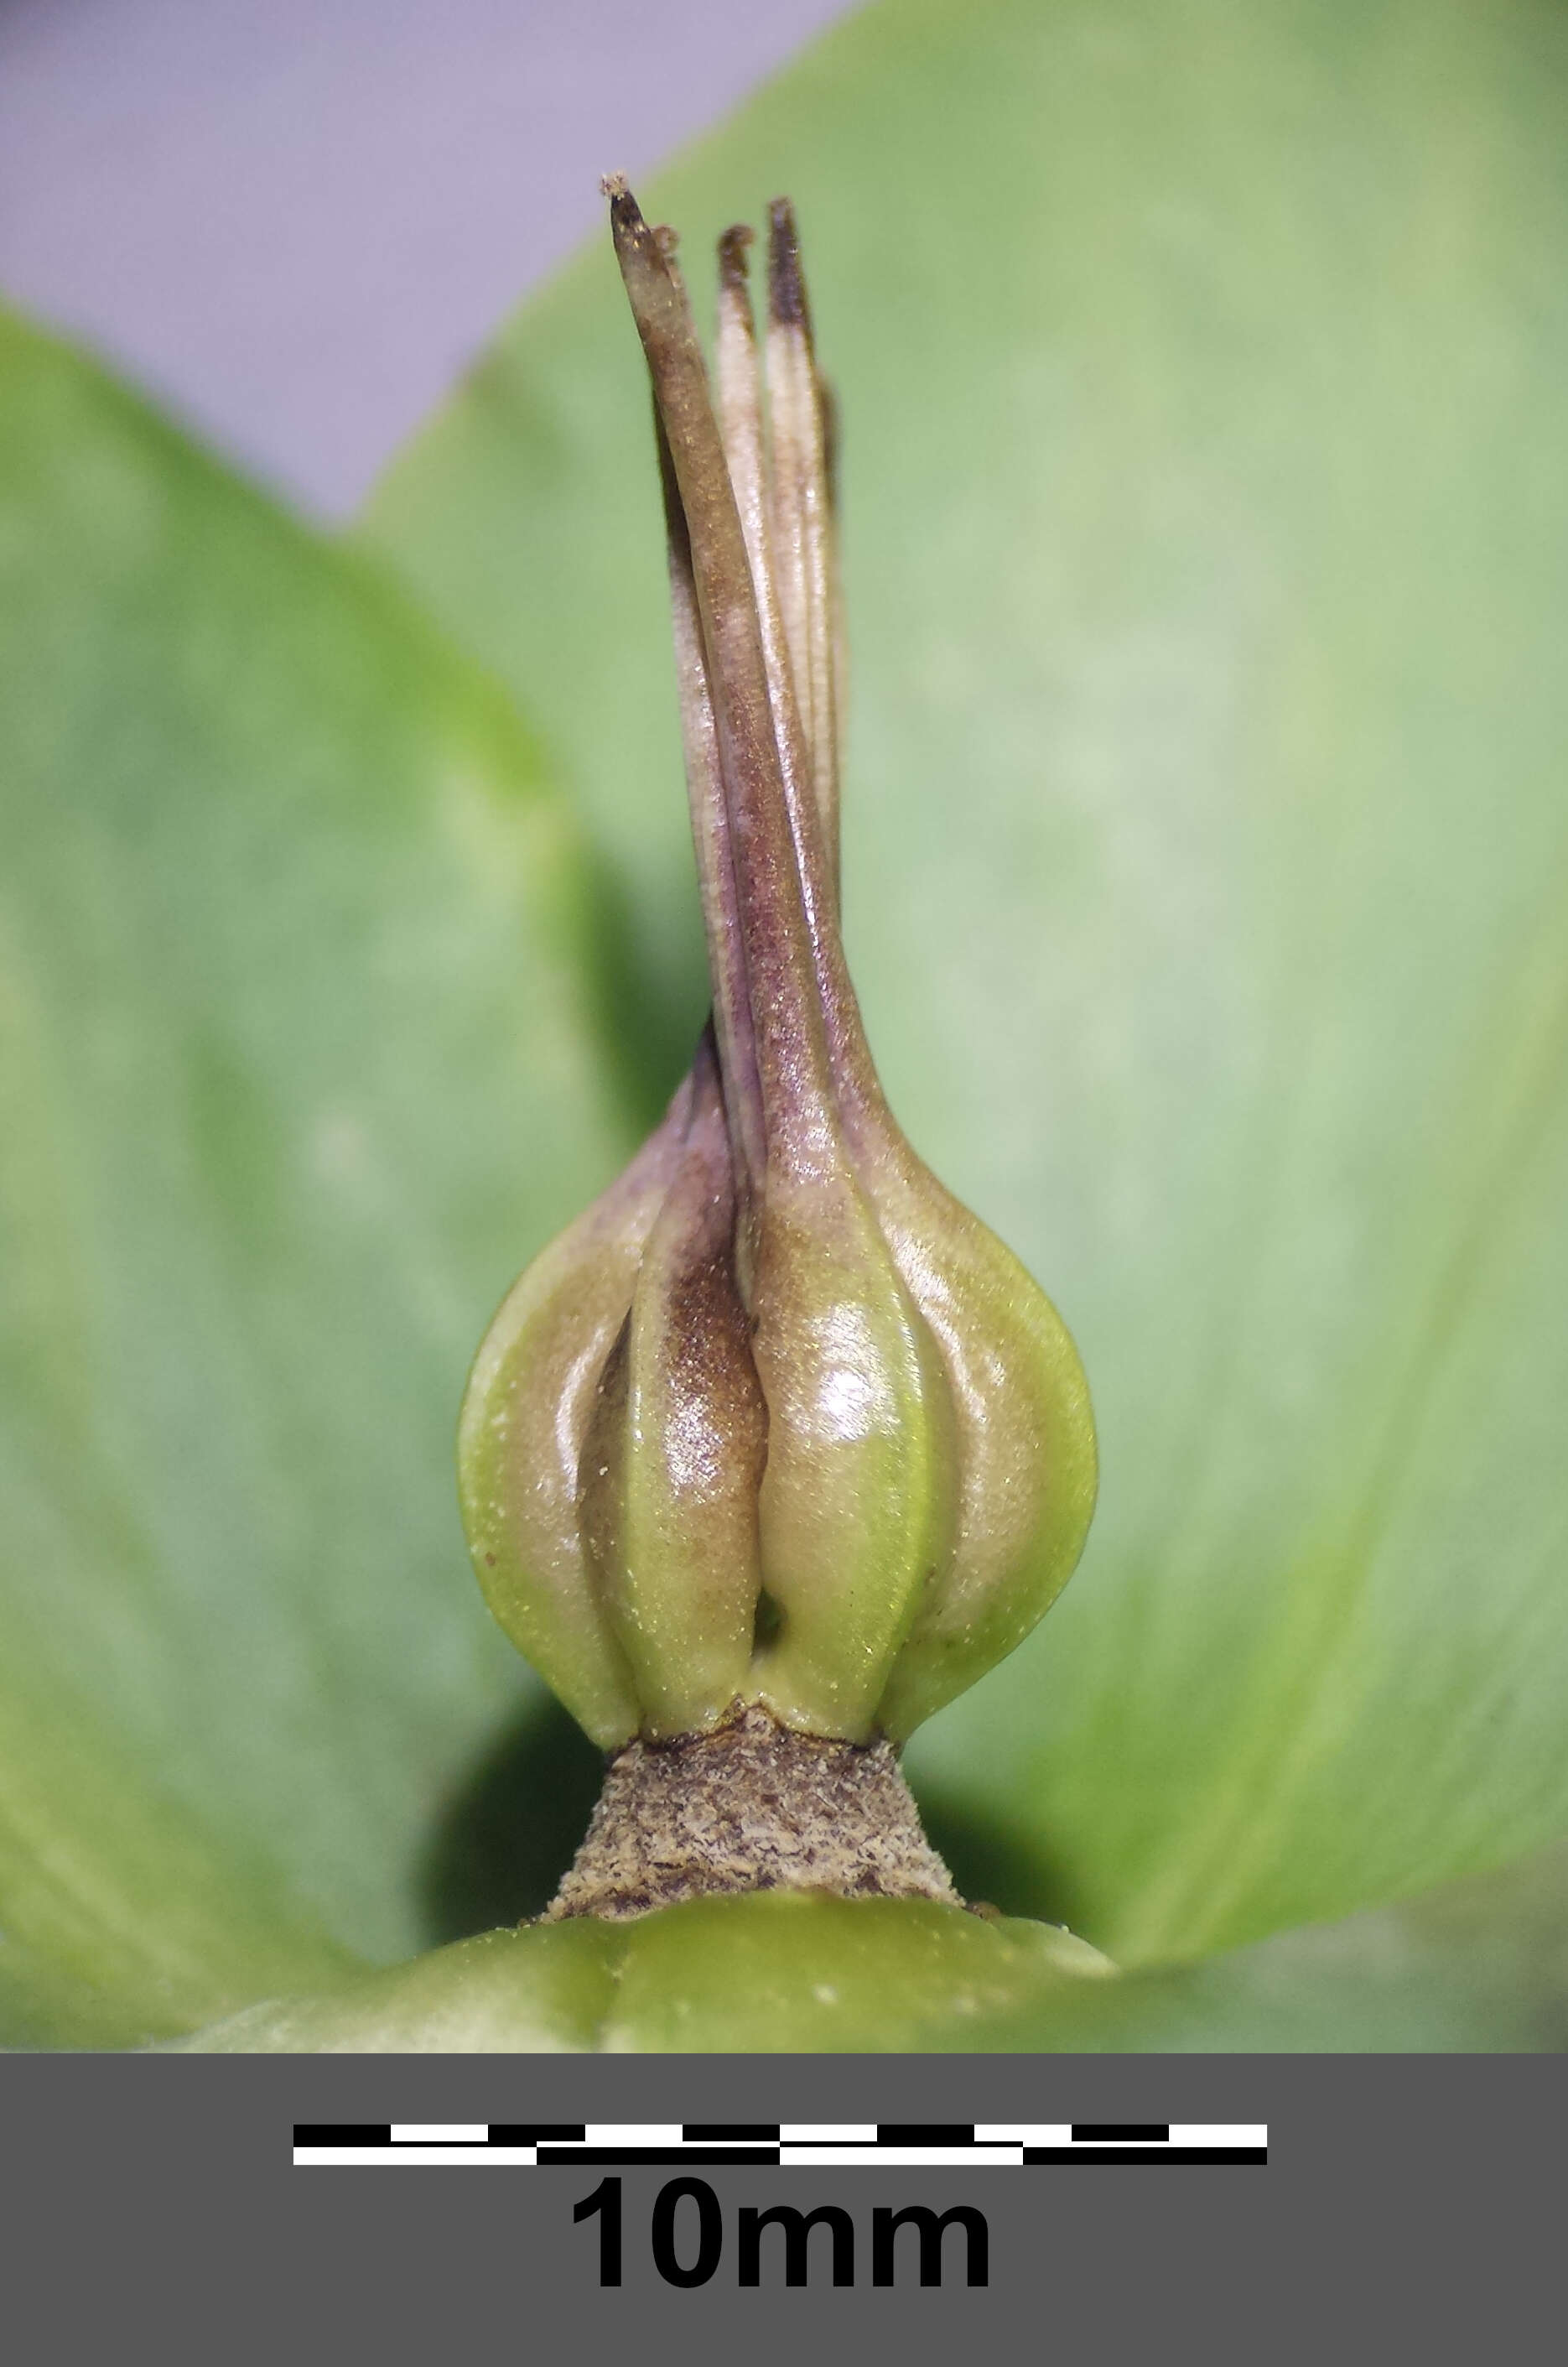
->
xmin=459 ymin=181 xmax=1097 ymax=1754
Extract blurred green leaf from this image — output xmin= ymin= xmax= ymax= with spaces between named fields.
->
xmin=170 ymin=1894 xmax=1113 ymax=2053
xmin=169 ymin=1842 xmax=1568 ymax=2052
xmin=973 ymin=1837 xmax=1568 ymax=2052
xmin=364 ymin=0 xmax=1568 ymax=1969
xmin=0 ymin=308 xmax=636 ymax=2040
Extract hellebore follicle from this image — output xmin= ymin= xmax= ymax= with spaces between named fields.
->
xmin=457 ymin=180 xmax=1097 ymax=1913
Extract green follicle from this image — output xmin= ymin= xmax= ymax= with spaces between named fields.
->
xmin=578 ymin=1022 xmax=766 ymax=1734
xmin=459 ymin=179 xmax=1097 ymax=1751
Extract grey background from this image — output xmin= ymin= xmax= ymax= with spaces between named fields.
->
xmin=0 ymin=0 xmax=855 ymax=515
xmin=3 ymin=2055 xmax=1549 ymax=2357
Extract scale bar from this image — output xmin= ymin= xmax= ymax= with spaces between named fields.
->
xmin=1024 ymin=2146 xmax=1264 ymax=2167
xmin=484 ymin=2125 xmax=589 ymax=2145
xmin=876 ymin=2124 xmax=979 ymax=2145
xmin=784 ymin=2146 xmax=1022 ymax=2169
xmin=537 ymin=2146 xmax=780 ymax=2168
xmin=683 ymin=2125 xmax=781 ymax=2141
xmin=1071 ymin=2125 xmax=1168 ymax=2143
xmin=294 ymin=2120 xmax=1266 ymax=2171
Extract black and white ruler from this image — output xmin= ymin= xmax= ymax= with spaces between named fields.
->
xmin=293 ymin=2121 xmax=1266 ymax=2168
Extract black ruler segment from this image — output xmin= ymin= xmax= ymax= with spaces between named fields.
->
xmin=877 ymin=2125 xmax=975 ymax=2146
xmin=683 ymin=2125 xmax=781 ymax=2142
xmin=296 ymin=2124 xmax=392 ymax=2146
xmin=1071 ymin=2125 xmax=1169 ymax=2142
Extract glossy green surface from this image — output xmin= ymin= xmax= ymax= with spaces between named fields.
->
xmin=174 ymin=1893 xmax=1112 ymax=2052
xmin=170 ymin=1848 xmax=1568 ymax=2052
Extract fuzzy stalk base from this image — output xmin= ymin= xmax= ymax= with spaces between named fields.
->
xmin=544 ymin=1704 xmax=959 ymax=1922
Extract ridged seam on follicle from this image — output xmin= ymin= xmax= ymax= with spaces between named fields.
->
xmin=604 ymin=180 xmax=951 ymax=1743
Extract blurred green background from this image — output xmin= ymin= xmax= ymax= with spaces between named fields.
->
xmin=3 ymin=0 xmax=1566 ymax=2047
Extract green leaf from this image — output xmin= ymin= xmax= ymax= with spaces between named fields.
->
xmin=364 ymin=0 xmax=1568 ymax=1968
xmin=168 ymin=1842 xmax=1568 ymax=2052
xmin=0 ymin=308 xmax=635 ymax=2041
xmin=972 ymin=1838 xmax=1568 ymax=2053
xmin=169 ymin=1894 xmax=1113 ymax=2053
